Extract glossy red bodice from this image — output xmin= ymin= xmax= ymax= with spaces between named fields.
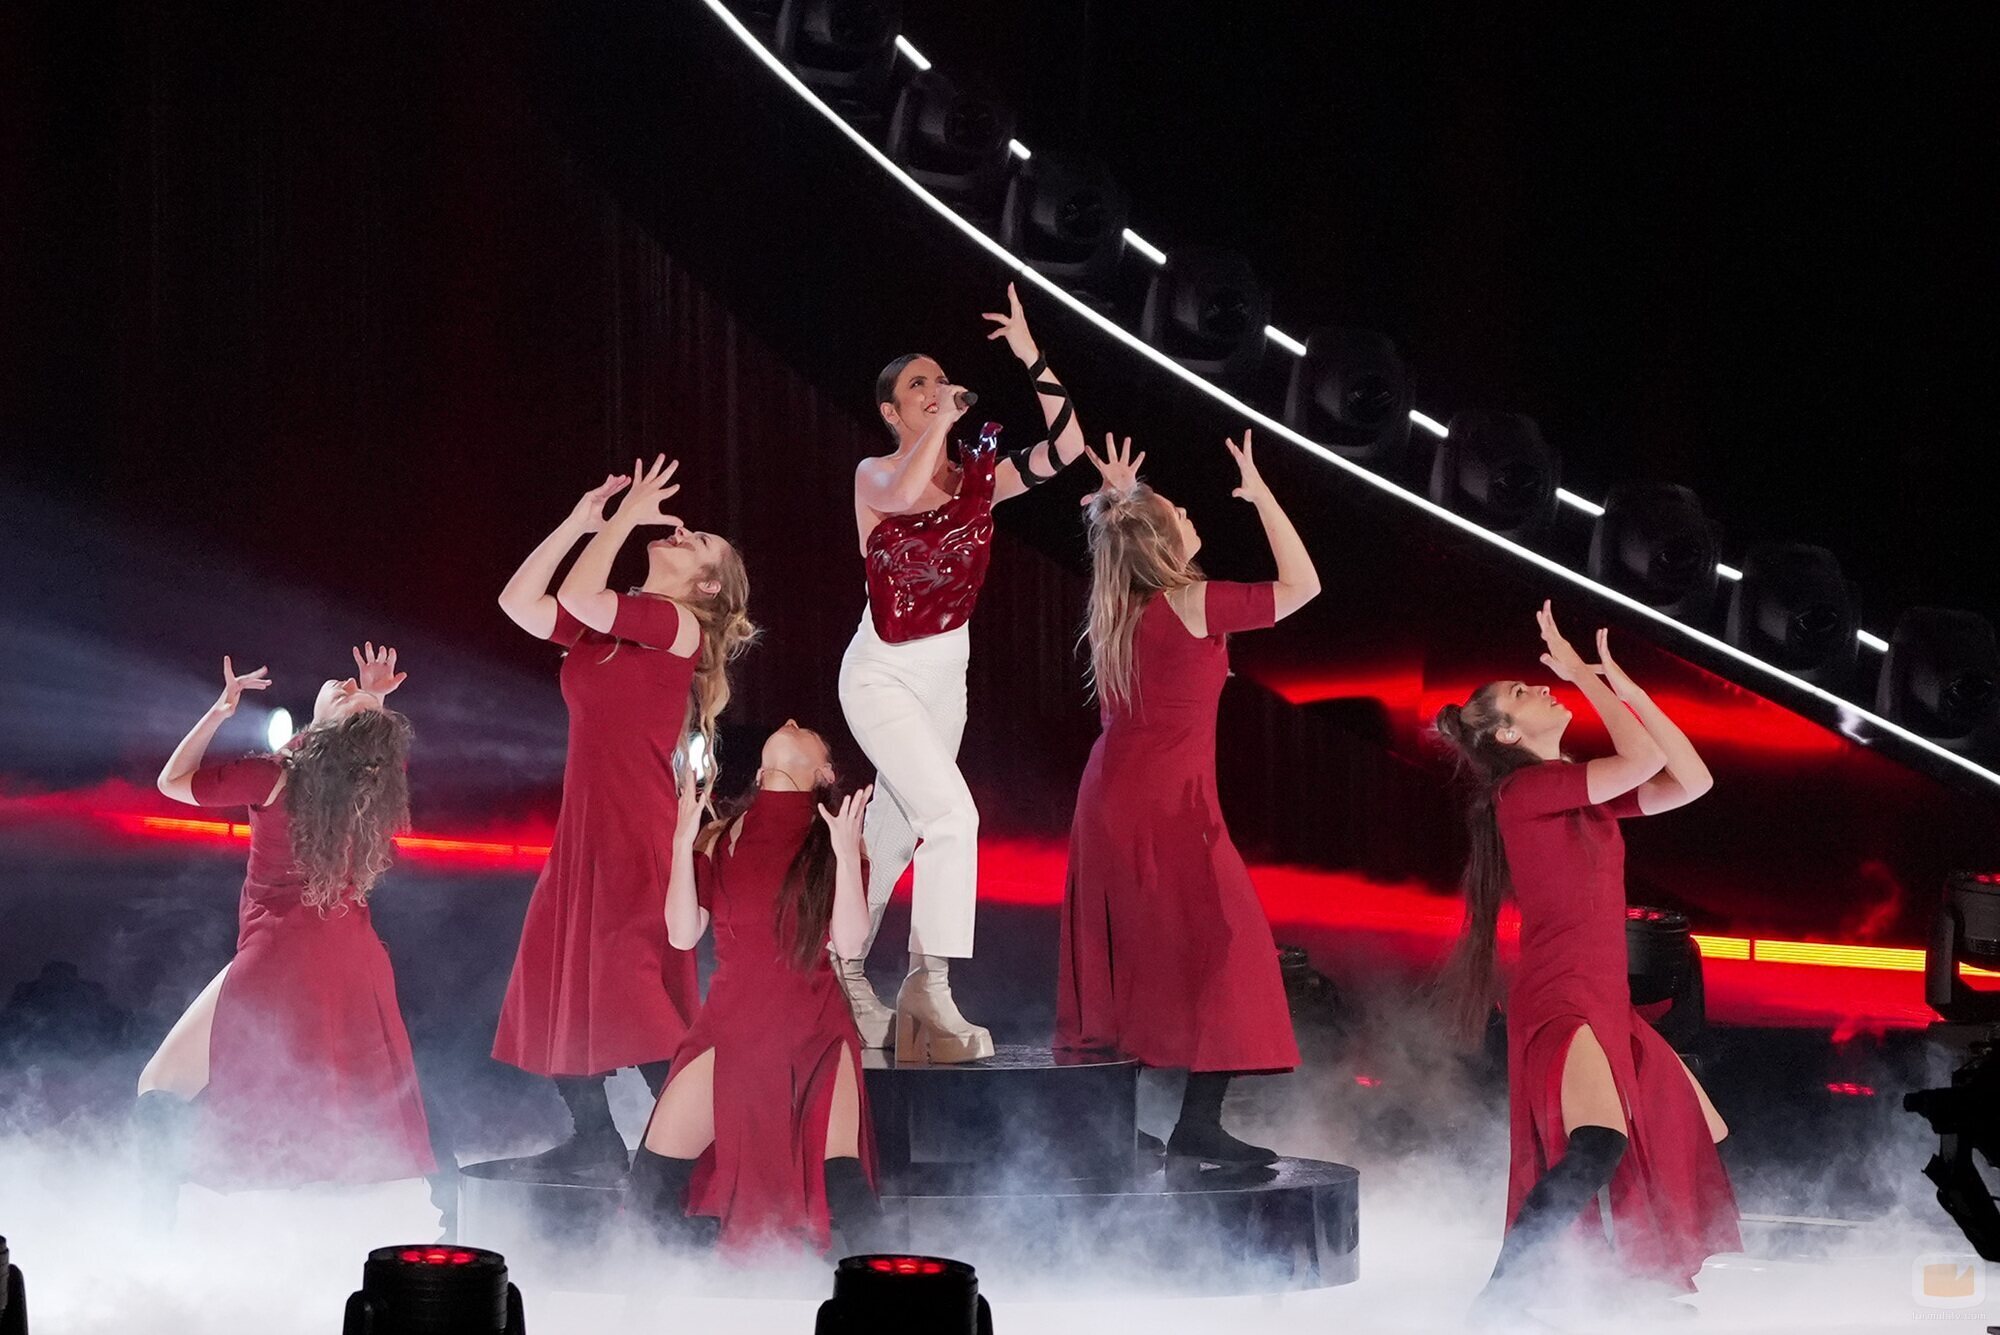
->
xmin=864 ymin=423 xmax=1001 ymax=643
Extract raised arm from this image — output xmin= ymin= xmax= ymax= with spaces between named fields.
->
xmin=989 ymin=283 xmax=1087 ymax=504
xmin=1226 ymin=430 xmax=1321 ymax=620
xmin=857 ymin=393 xmax=966 ymax=516
xmin=1538 ymin=603 xmax=1665 ymax=803
xmin=499 ymin=472 xmax=630 ymax=639
xmin=157 ymin=657 xmax=271 ymax=805
xmin=820 ymin=784 xmax=873 ymax=961
xmin=557 ymin=455 xmax=681 ymax=633
xmin=1591 ymin=630 xmax=1713 ymax=815
xmin=664 ymin=776 xmax=712 ymax=950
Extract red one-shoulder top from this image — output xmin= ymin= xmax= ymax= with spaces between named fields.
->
xmin=863 ymin=422 xmax=1002 ymax=644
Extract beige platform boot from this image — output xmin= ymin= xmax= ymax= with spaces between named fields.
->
xmin=836 ymin=954 xmax=895 ymax=1049
xmin=893 ymin=954 xmax=994 ymax=1064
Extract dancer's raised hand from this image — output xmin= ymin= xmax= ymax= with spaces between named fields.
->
xmin=673 ymin=769 xmax=709 ymax=846
xmin=569 ymin=472 xmax=632 ymax=532
xmin=1081 ymin=433 xmax=1145 ymax=504
xmin=1582 ymin=627 xmax=1643 ymax=701
xmin=981 ymin=281 xmax=1041 ymax=365
xmin=1535 ymin=601 xmax=1593 ymax=684
xmin=819 ymin=784 xmax=872 ymax=862
xmin=214 ymin=656 xmax=271 ymax=717
xmin=351 ymin=642 xmax=407 ymax=697
xmin=1225 ymin=429 xmax=1269 ymax=505
xmin=617 ymin=454 xmax=683 ymax=528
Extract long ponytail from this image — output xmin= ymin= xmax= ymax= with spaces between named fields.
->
xmin=1431 ymin=687 xmax=1541 ymax=1046
xmin=679 ymin=542 xmax=758 ymax=771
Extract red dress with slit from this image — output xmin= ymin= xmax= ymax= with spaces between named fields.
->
xmin=186 ymin=755 xmax=435 ymax=1188
xmin=668 ymin=788 xmax=877 ymax=1253
xmin=1497 ymin=760 xmax=1740 ymax=1287
xmin=492 ymin=595 xmax=702 ymax=1076
xmin=1056 ymin=581 xmax=1299 ymax=1074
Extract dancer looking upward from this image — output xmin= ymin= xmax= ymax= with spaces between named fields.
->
xmin=1056 ymin=432 xmax=1319 ymax=1167
xmin=138 ymin=646 xmax=433 ymax=1217
xmin=628 ymin=722 xmax=881 ymax=1255
xmin=838 ymin=282 xmax=1089 ymax=1061
xmin=493 ymin=457 xmax=755 ymax=1177
xmin=1434 ymin=603 xmax=1738 ymax=1320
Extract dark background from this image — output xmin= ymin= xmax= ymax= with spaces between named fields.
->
xmin=2 ymin=0 xmax=1993 ymax=965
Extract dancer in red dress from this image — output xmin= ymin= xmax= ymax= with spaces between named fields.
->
xmin=628 ymin=722 xmax=881 ymax=1255
xmin=493 ymin=457 xmax=756 ymax=1176
xmin=836 ymin=283 xmax=1090 ymax=1062
xmin=1056 ymin=431 xmax=1320 ymax=1167
xmin=137 ymin=645 xmax=434 ymax=1215
xmin=1434 ymin=603 xmax=1739 ymax=1321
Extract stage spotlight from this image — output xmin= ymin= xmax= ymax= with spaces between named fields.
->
xmin=1426 ymin=412 xmax=1561 ymax=542
xmin=265 ymin=707 xmax=295 ymax=752
xmin=1138 ymin=247 xmax=1272 ymax=381
xmin=1722 ymin=543 xmax=1860 ymax=687
xmin=1586 ymin=483 xmax=1721 ymax=622
xmin=1925 ymin=871 xmax=2000 ymax=1026
xmin=1280 ymin=327 xmax=1414 ymax=468
xmin=771 ymin=0 xmax=903 ymax=106
xmin=342 ymin=1245 xmax=525 ymax=1335
xmin=1627 ymin=906 xmax=1705 ymax=1052
xmin=997 ymin=153 xmax=1131 ymax=292
xmin=1905 ymin=1036 xmax=2000 ymax=1263
xmin=1876 ymin=608 xmax=2000 ymax=754
xmin=886 ymin=69 xmax=1017 ymax=218
xmin=0 ymin=1236 xmax=24 ymax=1335
xmin=817 ymin=1255 xmax=992 ymax=1334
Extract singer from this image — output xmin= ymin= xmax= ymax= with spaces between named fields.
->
xmin=835 ymin=283 xmax=1089 ymax=1061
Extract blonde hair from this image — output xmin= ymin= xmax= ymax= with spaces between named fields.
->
xmin=679 ymin=541 xmax=758 ymax=770
xmin=1082 ymin=483 xmax=1199 ymax=711
xmin=280 ymin=708 xmax=413 ymax=912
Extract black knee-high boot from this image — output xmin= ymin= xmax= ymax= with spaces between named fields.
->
xmin=518 ymin=1074 xmax=626 ymax=1178
xmin=1167 ymin=1072 xmax=1276 ymax=1166
xmin=133 ymin=1089 xmax=194 ymax=1231
xmin=626 ymin=1145 xmax=701 ymax=1249
xmin=1474 ymin=1125 xmax=1629 ymax=1318
xmin=637 ymin=1061 xmax=672 ymax=1099
xmin=823 ymin=1156 xmax=886 ymax=1255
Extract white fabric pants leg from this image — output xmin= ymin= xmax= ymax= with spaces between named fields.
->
xmin=838 ymin=614 xmax=977 ymax=959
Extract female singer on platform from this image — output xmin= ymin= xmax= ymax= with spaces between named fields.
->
xmin=492 ymin=456 xmax=756 ymax=1177
xmin=1433 ymin=603 xmax=1738 ymax=1319
xmin=1056 ymin=431 xmax=1319 ymax=1168
xmin=627 ymin=721 xmax=881 ymax=1255
xmin=137 ymin=645 xmax=434 ymax=1214
xmin=837 ymin=282 xmax=1090 ymax=1062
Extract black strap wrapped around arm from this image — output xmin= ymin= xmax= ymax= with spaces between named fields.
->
xmin=1008 ymin=354 xmax=1073 ymax=487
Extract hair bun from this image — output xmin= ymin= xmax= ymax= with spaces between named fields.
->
xmin=1433 ymin=702 xmax=1463 ymax=741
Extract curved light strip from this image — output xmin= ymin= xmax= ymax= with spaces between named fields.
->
xmin=695 ymin=0 xmax=1999 ymax=792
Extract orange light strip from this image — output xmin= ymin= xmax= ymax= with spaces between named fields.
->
xmin=394 ymin=835 xmax=552 ymax=858
xmin=1691 ymin=933 xmax=1751 ymax=960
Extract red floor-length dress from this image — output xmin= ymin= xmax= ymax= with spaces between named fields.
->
xmin=492 ymin=595 xmax=702 ymax=1076
xmin=668 ymin=788 xmax=877 ymax=1253
xmin=1057 ymin=581 xmax=1299 ymax=1074
xmin=1497 ymin=760 xmax=1740 ymax=1288
xmin=186 ymin=755 xmax=435 ymax=1188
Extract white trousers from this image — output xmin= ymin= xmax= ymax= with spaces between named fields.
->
xmin=837 ymin=613 xmax=977 ymax=959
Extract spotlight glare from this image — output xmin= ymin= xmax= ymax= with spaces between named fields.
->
xmin=1408 ymin=409 xmax=1450 ymax=438
xmin=1005 ymin=137 xmax=1030 ymax=160
xmin=1716 ymin=563 xmax=1744 ymax=582
xmin=1555 ymin=488 xmax=1606 ymax=518
xmin=266 ymin=708 xmax=294 ymax=751
xmin=1858 ymin=630 xmax=1890 ymax=653
xmin=1120 ymin=227 xmax=1166 ymax=265
xmin=892 ymin=34 xmax=931 ymax=70
xmin=1263 ymin=325 xmax=1308 ymax=356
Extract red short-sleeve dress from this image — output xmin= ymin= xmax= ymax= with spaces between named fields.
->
xmin=1056 ymin=581 xmax=1299 ymax=1074
xmin=185 ymin=755 xmax=435 ymax=1188
xmin=492 ymin=594 xmax=703 ymax=1076
xmin=1496 ymin=760 xmax=1740 ymax=1287
xmin=667 ymin=788 xmax=877 ymax=1253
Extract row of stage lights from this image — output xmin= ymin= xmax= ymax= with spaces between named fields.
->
xmin=0 ymin=1241 xmax=993 ymax=1333
xmin=720 ymin=0 xmax=2000 ymax=766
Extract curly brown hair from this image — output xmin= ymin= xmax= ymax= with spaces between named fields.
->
xmin=280 ymin=708 xmax=413 ymax=911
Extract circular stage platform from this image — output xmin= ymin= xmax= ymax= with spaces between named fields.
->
xmin=461 ymin=1042 xmax=1359 ymax=1294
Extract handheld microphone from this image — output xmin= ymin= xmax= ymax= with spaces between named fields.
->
xmin=953 ymin=389 xmax=978 ymax=411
